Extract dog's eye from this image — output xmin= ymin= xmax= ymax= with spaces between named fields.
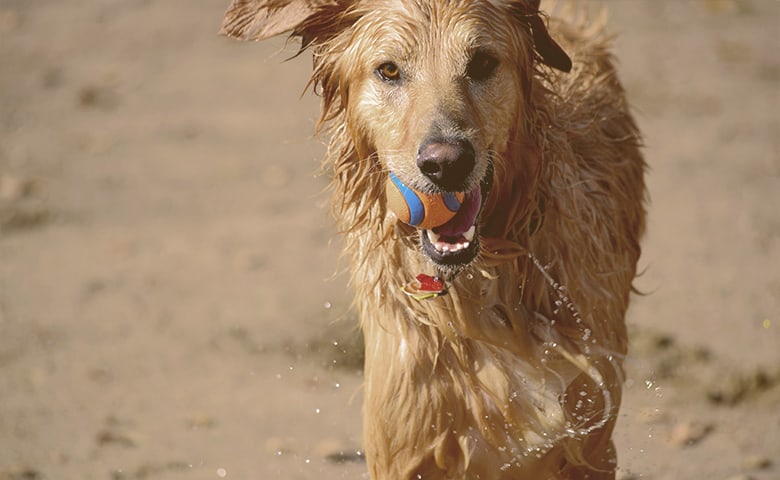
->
xmin=376 ymin=62 xmax=401 ymax=83
xmin=467 ymin=51 xmax=499 ymax=82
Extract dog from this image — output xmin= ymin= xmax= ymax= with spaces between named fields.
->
xmin=221 ymin=1 xmax=646 ymax=478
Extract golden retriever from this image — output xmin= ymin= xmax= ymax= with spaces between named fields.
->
xmin=221 ymin=1 xmax=646 ymax=478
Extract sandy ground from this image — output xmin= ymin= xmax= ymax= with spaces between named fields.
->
xmin=1 ymin=1 xmax=778 ymax=479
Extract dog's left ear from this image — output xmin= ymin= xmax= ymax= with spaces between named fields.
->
xmin=527 ymin=14 xmax=572 ymax=72
xmin=507 ymin=0 xmax=572 ymax=73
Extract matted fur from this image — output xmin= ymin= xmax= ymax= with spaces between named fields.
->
xmin=221 ymin=1 xmax=646 ymax=478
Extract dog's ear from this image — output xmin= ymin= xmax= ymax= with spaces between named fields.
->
xmin=507 ymin=0 xmax=572 ymax=73
xmin=220 ymin=0 xmax=349 ymax=48
xmin=220 ymin=0 xmax=317 ymax=40
xmin=526 ymin=14 xmax=572 ymax=72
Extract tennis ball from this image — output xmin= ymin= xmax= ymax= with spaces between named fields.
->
xmin=385 ymin=172 xmax=464 ymax=230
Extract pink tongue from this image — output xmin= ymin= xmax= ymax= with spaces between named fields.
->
xmin=433 ymin=187 xmax=481 ymax=237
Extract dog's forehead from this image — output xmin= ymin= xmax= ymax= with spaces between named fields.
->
xmin=366 ymin=0 xmax=505 ymax=30
xmin=354 ymin=0 xmax=515 ymax=58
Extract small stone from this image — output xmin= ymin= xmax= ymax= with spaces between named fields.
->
xmin=741 ymin=454 xmax=772 ymax=471
xmin=723 ymin=475 xmax=755 ymax=480
xmin=263 ymin=437 xmax=293 ymax=456
xmin=77 ymin=84 xmax=118 ymax=110
xmin=0 ymin=467 xmax=42 ymax=480
xmin=667 ymin=420 xmax=714 ymax=447
xmin=185 ymin=414 xmax=216 ymax=429
xmin=0 ymin=175 xmax=34 ymax=202
xmin=324 ymin=449 xmax=365 ymax=465
xmin=306 ymin=434 xmax=363 ymax=464
xmin=616 ymin=470 xmax=641 ymax=480
xmin=313 ymin=437 xmax=349 ymax=459
xmin=637 ymin=406 xmax=668 ymax=425
xmin=96 ymin=428 xmax=139 ymax=448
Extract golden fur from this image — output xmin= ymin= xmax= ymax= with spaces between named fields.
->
xmin=221 ymin=1 xmax=646 ymax=478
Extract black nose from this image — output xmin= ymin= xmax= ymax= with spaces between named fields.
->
xmin=416 ymin=138 xmax=475 ymax=191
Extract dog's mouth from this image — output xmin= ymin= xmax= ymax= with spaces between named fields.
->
xmin=420 ymin=166 xmax=492 ymax=270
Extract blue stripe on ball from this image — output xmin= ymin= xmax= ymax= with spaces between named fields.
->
xmin=389 ymin=172 xmax=424 ymax=226
xmin=442 ymin=192 xmax=461 ymax=212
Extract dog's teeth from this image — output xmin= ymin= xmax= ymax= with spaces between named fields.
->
xmin=463 ymin=225 xmax=476 ymax=242
xmin=426 ymin=229 xmax=472 ymax=254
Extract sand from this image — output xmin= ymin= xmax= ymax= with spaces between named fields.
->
xmin=1 ymin=1 xmax=778 ymax=479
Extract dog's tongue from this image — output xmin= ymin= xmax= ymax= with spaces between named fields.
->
xmin=433 ymin=186 xmax=481 ymax=237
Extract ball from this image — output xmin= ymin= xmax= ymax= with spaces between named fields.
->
xmin=385 ymin=172 xmax=464 ymax=230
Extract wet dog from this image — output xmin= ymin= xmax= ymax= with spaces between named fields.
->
xmin=221 ymin=1 xmax=646 ymax=478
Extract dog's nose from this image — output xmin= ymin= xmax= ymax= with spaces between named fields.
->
xmin=416 ymin=139 xmax=475 ymax=191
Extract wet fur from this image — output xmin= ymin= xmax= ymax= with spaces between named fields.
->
xmin=221 ymin=1 xmax=646 ymax=478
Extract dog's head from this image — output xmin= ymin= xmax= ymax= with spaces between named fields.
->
xmin=222 ymin=0 xmax=570 ymax=271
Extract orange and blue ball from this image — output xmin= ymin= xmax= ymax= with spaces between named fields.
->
xmin=385 ymin=172 xmax=464 ymax=230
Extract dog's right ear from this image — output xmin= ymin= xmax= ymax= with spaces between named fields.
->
xmin=220 ymin=0 xmax=349 ymax=49
xmin=220 ymin=0 xmax=318 ymax=41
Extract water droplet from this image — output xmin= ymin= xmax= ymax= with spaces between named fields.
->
xmin=216 ymin=468 xmax=227 ymax=478
xmin=582 ymin=328 xmax=592 ymax=341
xmin=324 ymin=302 xmax=332 ymax=309
xmin=315 ymin=408 xmax=321 ymax=414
